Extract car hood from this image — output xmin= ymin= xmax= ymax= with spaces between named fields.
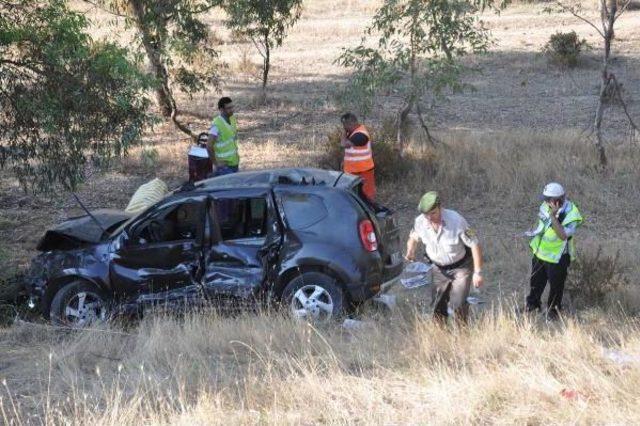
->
xmin=37 ymin=209 xmax=132 ymax=251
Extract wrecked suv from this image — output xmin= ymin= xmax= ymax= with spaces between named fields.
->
xmin=26 ymin=168 xmax=403 ymax=326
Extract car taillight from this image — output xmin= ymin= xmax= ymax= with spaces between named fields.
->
xmin=359 ymin=220 xmax=378 ymax=252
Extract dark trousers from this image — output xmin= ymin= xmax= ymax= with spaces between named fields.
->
xmin=215 ymin=165 xmax=239 ymax=176
xmin=526 ymin=254 xmax=570 ymax=313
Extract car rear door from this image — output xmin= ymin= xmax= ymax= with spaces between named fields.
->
xmin=203 ymin=188 xmax=281 ymax=299
xmin=349 ymin=182 xmax=403 ymax=281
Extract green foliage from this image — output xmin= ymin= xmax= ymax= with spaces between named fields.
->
xmin=128 ymin=0 xmax=222 ymax=97
xmin=94 ymin=0 xmax=223 ymax=124
xmin=337 ymin=0 xmax=501 ymax=137
xmin=139 ymin=146 xmax=160 ymax=171
xmin=371 ymin=117 xmax=413 ymax=181
xmin=544 ymin=31 xmax=588 ymax=68
xmin=319 ymin=118 xmax=434 ymax=182
xmin=318 ymin=128 xmax=344 ymax=170
xmin=566 ymin=246 xmax=629 ymax=309
xmin=225 ymin=0 xmax=303 ymax=90
xmin=0 ymin=0 xmax=153 ymax=192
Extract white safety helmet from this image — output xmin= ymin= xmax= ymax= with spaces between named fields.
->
xmin=542 ymin=182 xmax=565 ymax=198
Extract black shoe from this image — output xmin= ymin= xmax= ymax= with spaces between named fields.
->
xmin=546 ymin=308 xmax=561 ymax=322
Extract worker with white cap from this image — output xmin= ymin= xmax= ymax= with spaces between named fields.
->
xmin=525 ymin=182 xmax=583 ymax=319
xmin=405 ymin=191 xmax=484 ymax=324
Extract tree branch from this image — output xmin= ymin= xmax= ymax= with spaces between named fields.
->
xmin=615 ymin=0 xmax=633 ymax=18
xmin=250 ymin=36 xmax=266 ymax=59
xmin=611 ymin=74 xmax=639 ymax=131
xmin=80 ymin=0 xmax=130 ymax=19
xmin=0 ymin=0 xmax=22 ymax=8
xmin=0 ymin=58 xmax=44 ymax=76
xmin=416 ymin=102 xmax=438 ymax=146
xmin=554 ymin=1 xmax=605 ymax=38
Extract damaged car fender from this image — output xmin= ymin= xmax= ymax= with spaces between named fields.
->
xmin=28 ymin=246 xmax=112 ymax=315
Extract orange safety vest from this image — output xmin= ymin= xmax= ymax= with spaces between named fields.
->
xmin=344 ymin=125 xmax=374 ymax=174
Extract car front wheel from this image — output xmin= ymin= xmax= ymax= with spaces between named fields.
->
xmin=282 ymin=272 xmax=344 ymax=322
xmin=50 ymin=281 xmax=109 ymax=328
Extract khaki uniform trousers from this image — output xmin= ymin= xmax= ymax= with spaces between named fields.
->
xmin=432 ymin=257 xmax=473 ymax=322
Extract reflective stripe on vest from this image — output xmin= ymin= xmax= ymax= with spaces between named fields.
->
xmin=344 ymin=125 xmax=374 ymax=174
xmin=529 ymin=202 xmax=583 ymax=264
xmin=212 ymin=115 xmax=239 ymax=166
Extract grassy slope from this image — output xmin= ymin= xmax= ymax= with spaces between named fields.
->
xmin=1 ymin=1 xmax=640 ymax=423
xmin=2 ymin=310 xmax=640 ymax=424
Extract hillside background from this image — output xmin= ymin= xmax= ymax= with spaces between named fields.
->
xmin=1 ymin=0 xmax=640 ymax=423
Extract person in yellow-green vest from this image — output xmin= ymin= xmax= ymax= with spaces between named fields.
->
xmin=207 ymin=97 xmax=239 ymax=176
xmin=525 ymin=182 xmax=583 ymax=320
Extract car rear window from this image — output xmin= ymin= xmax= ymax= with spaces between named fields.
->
xmin=282 ymin=193 xmax=328 ymax=230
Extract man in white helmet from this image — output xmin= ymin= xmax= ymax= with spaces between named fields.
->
xmin=525 ymin=182 xmax=583 ymax=319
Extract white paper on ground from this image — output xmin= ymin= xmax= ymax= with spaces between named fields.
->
xmin=602 ymin=348 xmax=640 ymax=366
xmin=342 ymin=319 xmax=374 ymax=330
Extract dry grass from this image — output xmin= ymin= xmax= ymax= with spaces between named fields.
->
xmin=1 ymin=1 xmax=640 ymax=423
xmin=2 ymin=309 xmax=640 ymax=424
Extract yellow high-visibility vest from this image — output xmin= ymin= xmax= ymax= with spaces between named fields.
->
xmin=211 ymin=115 xmax=239 ymax=166
xmin=530 ymin=202 xmax=583 ymax=264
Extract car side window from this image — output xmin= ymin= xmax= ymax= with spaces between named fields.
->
xmin=282 ymin=193 xmax=328 ymax=230
xmin=132 ymin=201 xmax=203 ymax=245
xmin=214 ymin=197 xmax=268 ymax=241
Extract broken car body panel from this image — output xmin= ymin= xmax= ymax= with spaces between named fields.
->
xmin=25 ymin=168 xmax=403 ymax=317
xmin=36 ymin=209 xmax=132 ymax=251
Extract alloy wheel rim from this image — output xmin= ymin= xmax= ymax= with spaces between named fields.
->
xmin=291 ymin=285 xmax=334 ymax=322
xmin=64 ymin=291 xmax=106 ymax=327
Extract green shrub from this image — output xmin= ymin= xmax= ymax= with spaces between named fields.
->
xmin=566 ymin=246 xmax=630 ymax=309
xmin=544 ymin=31 xmax=588 ymax=68
xmin=318 ymin=118 xmax=436 ymax=186
xmin=371 ymin=117 xmax=413 ymax=182
xmin=140 ymin=146 xmax=160 ymax=172
xmin=318 ymin=127 xmax=344 ymax=170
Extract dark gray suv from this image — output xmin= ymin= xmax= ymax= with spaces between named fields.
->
xmin=26 ymin=168 xmax=403 ymax=326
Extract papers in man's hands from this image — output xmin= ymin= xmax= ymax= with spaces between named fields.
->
xmin=400 ymin=262 xmax=433 ymax=289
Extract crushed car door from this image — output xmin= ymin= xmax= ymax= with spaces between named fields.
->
xmin=204 ymin=189 xmax=281 ymax=299
xmin=110 ymin=196 xmax=207 ymax=301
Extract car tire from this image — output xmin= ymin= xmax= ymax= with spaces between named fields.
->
xmin=281 ymin=272 xmax=345 ymax=322
xmin=50 ymin=280 xmax=109 ymax=328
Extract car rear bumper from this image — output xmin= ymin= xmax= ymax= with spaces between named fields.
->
xmin=346 ymin=272 xmax=400 ymax=303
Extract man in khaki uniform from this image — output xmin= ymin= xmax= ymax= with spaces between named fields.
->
xmin=405 ymin=192 xmax=484 ymax=323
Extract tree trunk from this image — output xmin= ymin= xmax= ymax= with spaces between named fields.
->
xmin=129 ymin=0 xmax=195 ymax=138
xmin=593 ymin=0 xmax=617 ymax=168
xmin=396 ymin=100 xmax=413 ymax=156
xmin=262 ymin=34 xmax=270 ymax=97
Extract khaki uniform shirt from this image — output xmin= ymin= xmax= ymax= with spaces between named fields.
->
xmin=409 ymin=209 xmax=479 ymax=266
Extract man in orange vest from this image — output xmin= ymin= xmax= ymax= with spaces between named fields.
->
xmin=340 ymin=113 xmax=376 ymax=201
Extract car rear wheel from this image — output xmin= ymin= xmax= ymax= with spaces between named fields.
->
xmin=282 ymin=272 xmax=344 ymax=322
xmin=50 ymin=281 xmax=109 ymax=328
